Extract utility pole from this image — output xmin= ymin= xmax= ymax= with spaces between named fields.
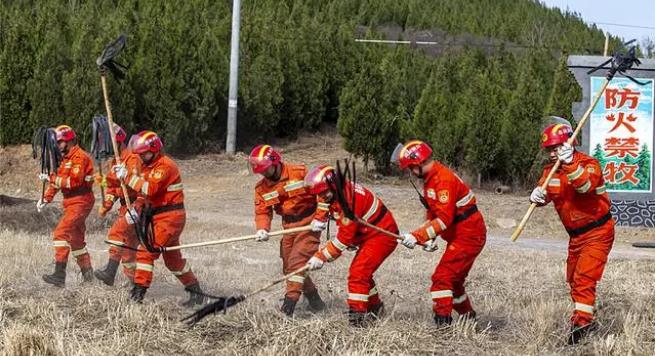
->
xmin=226 ymin=0 xmax=241 ymax=154
xmin=603 ymin=32 xmax=609 ymax=57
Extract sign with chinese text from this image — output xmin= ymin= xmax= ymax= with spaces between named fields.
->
xmin=589 ymin=77 xmax=654 ymax=193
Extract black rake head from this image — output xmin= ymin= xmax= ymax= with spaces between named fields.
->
xmin=588 ymin=39 xmax=646 ymax=85
xmin=181 ymin=295 xmax=246 ymax=326
xmin=97 ymin=34 xmax=128 ymax=80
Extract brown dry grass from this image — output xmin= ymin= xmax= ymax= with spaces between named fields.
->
xmin=2 ymin=134 xmax=655 ymax=355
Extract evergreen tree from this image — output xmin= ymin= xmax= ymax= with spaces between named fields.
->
xmin=544 ymin=54 xmax=582 ymax=121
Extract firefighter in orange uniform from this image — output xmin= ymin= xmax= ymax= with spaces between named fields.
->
xmin=113 ymin=131 xmax=205 ymax=306
xmin=94 ymin=124 xmax=142 ymax=286
xmin=393 ymin=140 xmax=487 ymax=326
xmin=530 ymin=123 xmax=614 ymax=344
xmin=304 ymin=165 xmax=399 ymax=327
xmin=37 ymin=125 xmax=96 ymax=287
xmin=249 ymin=145 xmax=327 ymax=316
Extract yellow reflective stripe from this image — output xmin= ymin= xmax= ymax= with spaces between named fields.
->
xmin=596 ymin=185 xmax=606 ymax=195
xmin=54 ymin=177 xmax=63 ymax=188
xmin=575 ymin=180 xmax=592 ymax=194
xmin=347 ymin=293 xmax=369 ymax=302
xmin=331 ymin=237 xmax=348 ymax=252
xmin=53 ymin=241 xmax=69 ymax=248
xmin=71 ymin=247 xmax=88 ymax=257
xmin=262 ymin=191 xmax=279 ymax=201
xmin=283 ymin=180 xmax=305 ymax=192
xmin=548 ymin=178 xmax=561 ymax=187
xmin=141 ymin=182 xmax=150 ymax=195
xmin=369 ymin=286 xmax=378 ymax=296
xmin=574 ymin=302 xmax=594 ymax=314
xmin=65 ymin=177 xmax=71 ymax=189
xmin=453 ymin=294 xmax=468 ymax=304
xmin=317 ymin=202 xmax=330 ymax=211
xmin=109 ymin=240 xmax=125 ymax=246
xmin=567 ymin=166 xmax=585 ymax=181
xmin=136 ymin=263 xmax=154 ymax=272
xmin=321 ymin=248 xmax=335 ymax=262
xmin=122 ymin=262 xmax=136 ymax=269
xmin=288 ymin=275 xmax=305 ymax=284
xmin=362 ymin=195 xmax=379 ymax=221
xmin=431 ymin=290 xmax=453 ymax=299
xmin=128 ymin=176 xmax=140 ymax=189
xmin=435 ymin=218 xmax=447 ymax=231
xmin=84 ymin=175 xmax=94 ymax=182
xmin=64 ymin=162 xmax=72 ymax=168
xmin=426 ymin=225 xmax=437 ymax=239
xmin=456 ymin=191 xmax=474 ymax=207
xmin=167 ymin=183 xmax=184 ymax=192
xmin=171 ymin=262 xmax=191 ymax=276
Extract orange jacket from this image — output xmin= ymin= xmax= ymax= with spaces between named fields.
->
xmin=44 ymin=145 xmax=95 ymax=203
xmin=102 ymin=149 xmax=142 ymax=210
xmin=538 ymin=151 xmax=612 ymax=234
xmin=315 ymin=182 xmax=397 ymax=263
xmin=124 ymin=153 xmax=184 ymax=209
xmin=254 ymin=163 xmax=328 ymax=230
xmin=411 ymin=161 xmax=486 ymax=244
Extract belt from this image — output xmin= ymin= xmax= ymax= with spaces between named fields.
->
xmin=151 ymin=203 xmax=185 ymax=215
xmin=566 ymin=212 xmax=613 ymax=237
xmin=368 ymin=204 xmax=389 ymax=226
xmin=282 ymin=207 xmax=316 ymax=224
xmin=453 ymin=205 xmax=479 ymax=224
xmin=62 ymin=186 xmax=93 ymax=199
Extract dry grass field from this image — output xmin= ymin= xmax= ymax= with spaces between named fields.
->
xmin=1 ymin=134 xmax=654 ymax=355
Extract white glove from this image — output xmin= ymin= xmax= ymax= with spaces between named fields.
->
xmin=311 ymin=219 xmax=327 ymax=232
xmin=556 ymin=142 xmax=574 ymax=164
xmin=37 ymin=173 xmax=50 ymax=183
xmin=400 ymin=233 xmax=418 ymax=249
xmin=423 ymin=238 xmax=438 ymax=252
xmin=36 ymin=199 xmax=48 ymax=213
xmin=255 ymin=229 xmax=269 ymax=242
xmin=306 ymin=256 xmax=324 ymax=270
xmin=530 ymin=187 xmax=547 ymax=205
xmin=113 ymin=163 xmax=128 ymax=180
xmin=125 ymin=207 xmax=138 ymax=225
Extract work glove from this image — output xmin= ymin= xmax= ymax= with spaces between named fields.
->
xmin=113 ymin=163 xmax=128 ymax=180
xmin=311 ymin=219 xmax=327 ymax=232
xmin=529 ymin=187 xmax=547 ymax=205
xmin=36 ymin=198 xmax=48 ymax=213
xmin=556 ymin=142 xmax=574 ymax=164
xmin=125 ymin=207 xmax=138 ymax=225
xmin=306 ymin=256 xmax=324 ymax=271
xmin=37 ymin=173 xmax=50 ymax=183
xmin=423 ymin=238 xmax=438 ymax=252
xmin=400 ymin=232 xmax=418 ymax=249
xmin=255 ymin=229 xmax=269 ymax=242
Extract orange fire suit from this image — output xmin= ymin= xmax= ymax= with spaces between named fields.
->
xmin=124 ymin=154 xmax=197 ymax=289
xmin=409 ymin=161 xmax=487 ymax=318
xmin=312 ymin=182 xmax=398 ymax=313
xmin=537 ymin=151 xmax=614 ymax=327
xmin=43 ymin=145 xmax=95 ymax=271
xmin=101 ymin=149 xmax=142 ymax=280
xmin=254 ymin=163 xmax=329 ymax=302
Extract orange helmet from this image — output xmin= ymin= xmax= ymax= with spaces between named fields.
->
xmin=304 ymin=165 xmax=336 ymax=195
xmin=113 ymin=124 xmax=127 ymax=144
xmin=541 ymin=123 xmax=576 ymax=148
xmin=248 ymin=144 xmax=281 ymax=174
xmin=131 ymin=130 xmax=163 ymax=154
xmin=392 ymin=140 xmax=433 ymax=170
xmin=54 ymin=125 xmax=76 ymax=142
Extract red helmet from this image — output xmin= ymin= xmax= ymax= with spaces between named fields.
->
xmin=113 ymin=124 xmax=127 ymax=143
xmin=304 ymin=165 xmax=336 ymax=195
xmin=248 ymin=145 xmax=281 ymax=174
xmin=541 ymin=123 xmax=576 ymax=148
xmin=392 ymin=140 xmax=433 ymax=169
xmin=131 ymin=130 xmax=163 ymax=154
xmin=54 ymin=125 xmax=76 ymax=142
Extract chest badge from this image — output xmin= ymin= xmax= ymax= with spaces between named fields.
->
xmin=438 ymin=190 xmax=449 ymax=204
xmin=427 ymin=189 xmax=436 ymax=199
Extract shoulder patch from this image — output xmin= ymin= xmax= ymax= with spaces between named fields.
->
xmin=151 ymin=170 xmax=164 ymax=180
xmin=72 ymin=166 xmax=80 ymax=174
xmin=586 ymin=166 xmax=596 ymax=174
xmin=438 ymin=190 xmax=449 ymax=204
xmin=427 ymin=189 xmax=436 ymax=199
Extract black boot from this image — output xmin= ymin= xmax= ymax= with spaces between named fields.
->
xmin=434 ymin=314 xmax=453 ymax=326
xmin=567 ymin=323 xmax=596 ymax=345
xmin=130 ymin=285 xmax=147 ymax=303
xmin=348 ymin=310 xmax=370 ymax=328
xmin=304 ymin=289 xmax=326 ymax=313
xmin=81 ymin=267 xmax=95 ymax=283
xmin=369 ymin=302 xmax=385 ymax=319
xmin=94 ymin=260 xmax=120 ymax=286
xmin=42 ymin=262 xmax=66 ymax=287
xmin=280 ymin=297 xmax=297 ymax=317
xmin=182 ymin=283 xmax=207 ymax=308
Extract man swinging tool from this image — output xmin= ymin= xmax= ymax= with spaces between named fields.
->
xmin=303 ymin=164 xmax=399 ymax=327
xmin=249 ymin=145 xmax=328 ymax=316
xmin=37 ymin=125 xmax=96 ymax=287
xmin=94 ymin=123 xmax=142 ymax=286
xmin=392 ymin=140 xmax=487 ymax=326
xmin=530 ymin=122 xmax=614 ymax=345
xmin=113 ymin=130 xmax=206 ymax=306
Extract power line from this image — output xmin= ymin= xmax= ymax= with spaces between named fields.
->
xmin=592 ymin=22 xmax=655 ymax=31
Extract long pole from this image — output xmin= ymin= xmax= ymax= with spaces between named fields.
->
xmin=225 ymin=0 xmax=241 ymax=154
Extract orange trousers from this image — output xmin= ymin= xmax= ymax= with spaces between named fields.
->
xmin=566 ymin=220 xmax=615 ymax=327
xmin=107 ymin=205 xmax=139 ymax=281
xmin=53 ymin=194 xmax=94 ymax=270
xmin=280 ymin=224 xmax=321 ymax=301
xmin=430 ymin=233 xmax=486 ymax=317
xmin=134 ymin=210 xmax=198 ymax=288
